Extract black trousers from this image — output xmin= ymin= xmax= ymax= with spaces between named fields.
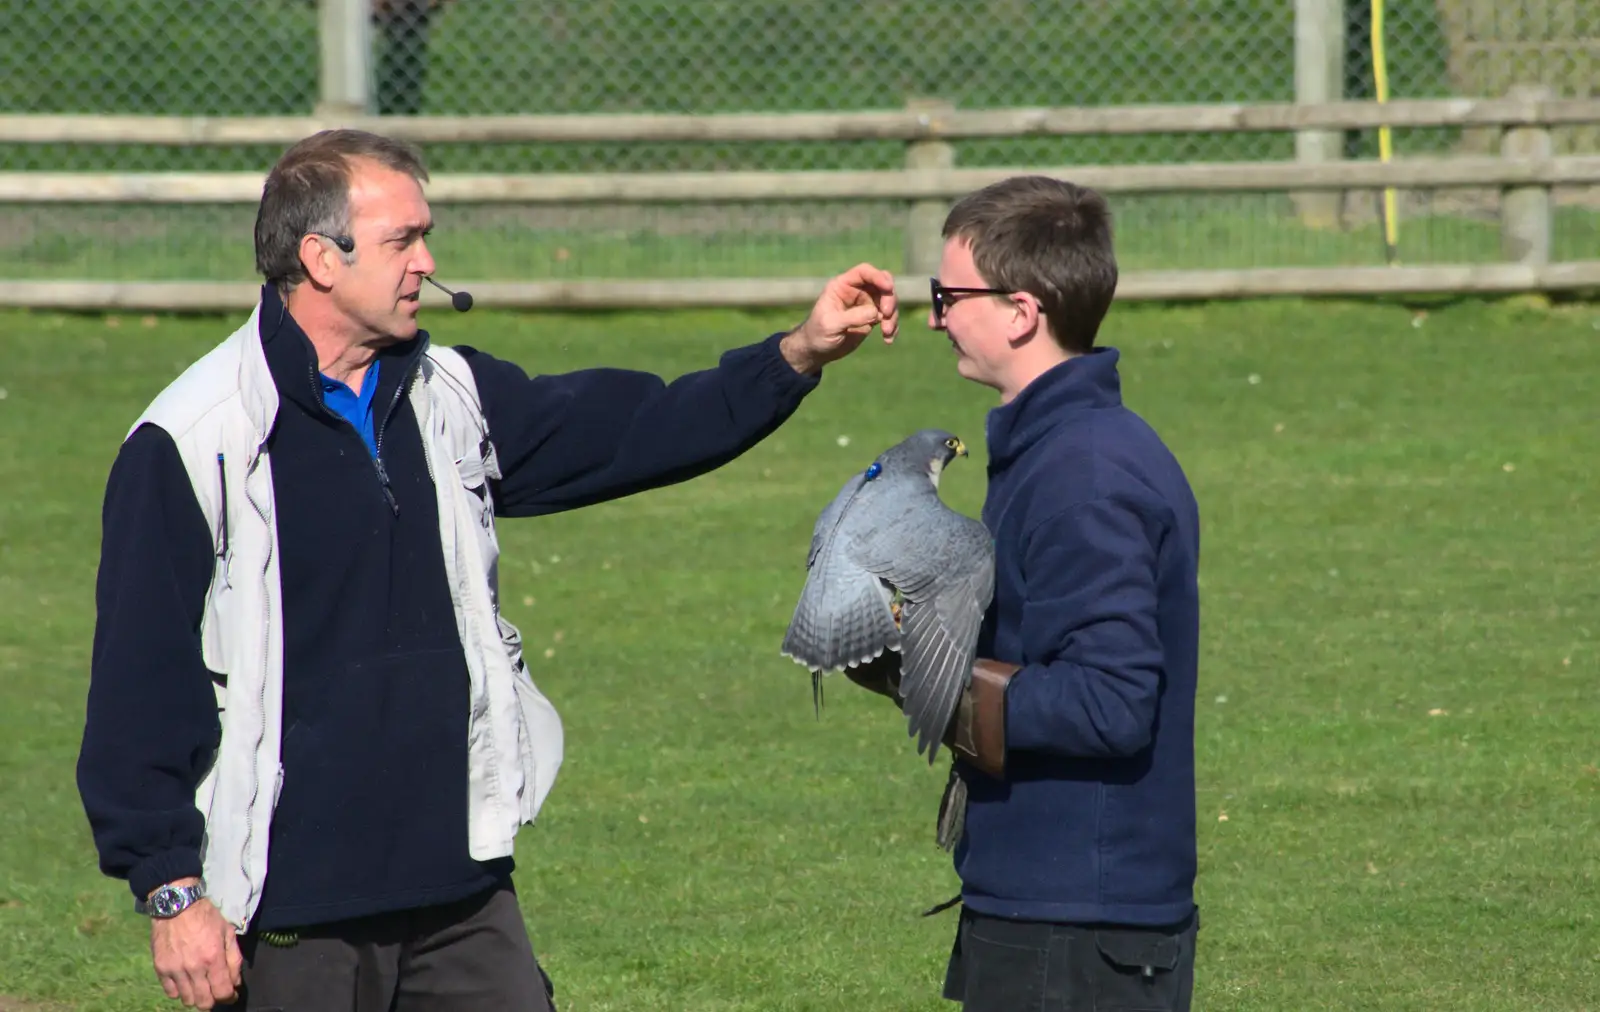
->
xmin=233 ymin=882 xmax=556 ymax=1011
xmin=942 ymin=906 xmax=1198 ymax=1011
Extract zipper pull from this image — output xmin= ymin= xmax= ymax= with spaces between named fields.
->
xmin=374 ymin=456 xmax=399 ymax=516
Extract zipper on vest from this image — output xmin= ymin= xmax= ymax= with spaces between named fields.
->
xmin=240 ymin=450 xmax=275 ymax=916
xmin=214 ymin=452 xmax=232 ymax=578
xmin=371 ymin=364 xmax=413 ymax=517
xmin=215 ymin=453 xmax=233 ymax=588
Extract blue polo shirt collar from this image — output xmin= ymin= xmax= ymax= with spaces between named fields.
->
xmin=320 ymin=359 xmax=382 ymax=458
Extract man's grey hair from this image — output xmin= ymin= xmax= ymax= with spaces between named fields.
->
xmin=254 ymin=129 xmax=430 ymax=293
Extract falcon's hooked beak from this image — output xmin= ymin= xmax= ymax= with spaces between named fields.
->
xmin=951 ymin=438 xmax=967 ymax=457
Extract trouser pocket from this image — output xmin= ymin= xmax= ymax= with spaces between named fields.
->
xmin=1089 ymin=912 xmax=1198 ymax=1012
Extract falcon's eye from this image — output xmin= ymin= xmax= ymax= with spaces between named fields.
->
xmin=944 ymin=438 xmax=959 ymax=448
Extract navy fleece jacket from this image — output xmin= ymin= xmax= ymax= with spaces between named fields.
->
xmin=956 ymin=347 xmax=1201 ymax=928
xmin=77 ymin=285 xmax=818 ymax=928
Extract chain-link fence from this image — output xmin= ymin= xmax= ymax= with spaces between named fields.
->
xmin=3 ymin=0 xmax=1596 ymax=287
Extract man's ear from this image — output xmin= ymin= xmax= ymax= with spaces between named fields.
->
xmin=298 ymin=234 xmax=340 ymax=289
xmin=1007 ymin=292 xmax=1042 ymax=348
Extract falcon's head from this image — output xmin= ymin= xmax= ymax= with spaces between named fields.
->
xmin=873 ymin=428 xmax=968 ymax=488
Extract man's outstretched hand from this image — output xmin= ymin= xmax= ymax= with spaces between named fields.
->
xmin=780 ymin=263 xmax=899 ymax=375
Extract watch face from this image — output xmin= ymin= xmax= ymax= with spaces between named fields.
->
xmin=153 ymin=888 xmax=183 ymax=917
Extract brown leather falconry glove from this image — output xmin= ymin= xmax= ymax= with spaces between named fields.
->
xmin=844 ymin=653 xmax=1018 ymax=780
xmin=945 ymin=659 xmax=1018 ymax=779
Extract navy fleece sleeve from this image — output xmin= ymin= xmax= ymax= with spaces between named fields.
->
xmin=77 ymin=424 xmax=222 ymax=899
xmin=457 ymin=331 xmax=819 ymax=516
xmin=1003 ymin=496 xmax=1166 ymax=758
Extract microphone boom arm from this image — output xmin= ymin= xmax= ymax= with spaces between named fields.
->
xmin=423 ymin=275 xmax=474 ymax=312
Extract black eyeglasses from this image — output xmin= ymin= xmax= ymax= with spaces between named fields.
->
xmin=930 ymin=278 xmax=1014 ymax=324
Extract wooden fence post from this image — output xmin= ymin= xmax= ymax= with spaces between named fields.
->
xmin=1500 ymin=84 xmax=1553 ymax=267
xmin=318 ymin=0 xmax=374 ymax=118
xmin=1292 ymin=0 xmax=1345 ymax=228
xmin=904 ymin=98 xmax=955 ymax=278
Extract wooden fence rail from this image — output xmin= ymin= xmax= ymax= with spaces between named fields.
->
xmin=6 ymin=156 xmax=1600 ymax=204
xmin=5 ymin=97 xmax=1600 ymax=145
xmin=2 ymin=95 xmax=1598 ymax=310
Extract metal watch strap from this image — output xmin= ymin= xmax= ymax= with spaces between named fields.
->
xmin=135 ymin=882 xmax=205 ymax=918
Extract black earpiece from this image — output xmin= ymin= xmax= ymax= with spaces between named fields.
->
xmin=311 ymin=232 xmax=356 ymax=254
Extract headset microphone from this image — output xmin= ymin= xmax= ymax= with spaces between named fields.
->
xmin=423 ymin=275 xmax=474 ymax=312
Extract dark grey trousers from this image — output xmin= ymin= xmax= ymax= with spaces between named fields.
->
xmin=942 ymin=906 xmax=1198 ymax=1011
xmin=233 ymin=883 xmax=556 ymax=1012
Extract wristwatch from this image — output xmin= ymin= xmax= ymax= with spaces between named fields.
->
xmin=135 ymin=882 xmax=205 ymax=919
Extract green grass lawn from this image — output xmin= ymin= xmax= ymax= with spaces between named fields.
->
xmin=1 ymin=296 xmax=1598 ymax=1010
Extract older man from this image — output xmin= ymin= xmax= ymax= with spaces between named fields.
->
xmin=76 ymin=128 xmax=898 ymax=1011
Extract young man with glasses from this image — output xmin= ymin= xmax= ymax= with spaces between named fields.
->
xmin=849 ymin=175 xmax=1202 ymax=1011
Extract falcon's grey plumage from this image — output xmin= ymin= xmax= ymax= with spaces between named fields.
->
xmin=780 ymin=428 xmax=996 ymax=761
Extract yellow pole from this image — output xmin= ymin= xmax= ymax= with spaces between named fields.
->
xmin=1372 ymin=0 xmax=1399 ymax=263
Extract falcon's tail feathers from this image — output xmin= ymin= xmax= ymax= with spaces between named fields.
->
xmin=780 ymin=561 xmax=899 ymax=675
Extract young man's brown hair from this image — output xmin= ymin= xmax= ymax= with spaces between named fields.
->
xmin=941 ymin=175 xmax=1118 ymax=355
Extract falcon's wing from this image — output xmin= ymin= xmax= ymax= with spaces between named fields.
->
xmin=781 ymin=470 xmax=900 ymax=676
xmin=807 ymin=470 xmax=870 ymax=569
xmin=856 ymin=511 xmax=995 ymax=761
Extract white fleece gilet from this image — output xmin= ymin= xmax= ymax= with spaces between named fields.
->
xmin=128 ymin=304 xmax=564 ymax=931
